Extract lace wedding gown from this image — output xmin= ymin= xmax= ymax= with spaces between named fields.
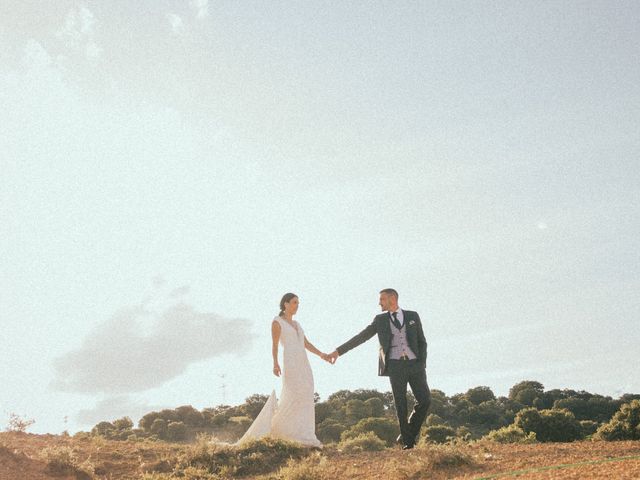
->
xmin=237 ymin=316 xmax=322 ymax=447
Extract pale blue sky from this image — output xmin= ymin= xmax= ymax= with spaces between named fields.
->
xmin=1 ymin=1 xmax=639 ymax=434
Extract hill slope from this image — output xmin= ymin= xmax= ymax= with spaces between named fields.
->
xmin=1 ymin=432 xmax=639 ymax=479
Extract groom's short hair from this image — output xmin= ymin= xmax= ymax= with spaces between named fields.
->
xmin=380 ymin=288 xmax=399 ymax=299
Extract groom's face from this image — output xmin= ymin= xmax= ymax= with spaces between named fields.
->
xmin=379 ymin=293 xmax=391 ymax=311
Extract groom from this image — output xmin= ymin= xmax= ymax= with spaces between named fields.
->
xmin=328 ymin=289 xmax=431 ymax=449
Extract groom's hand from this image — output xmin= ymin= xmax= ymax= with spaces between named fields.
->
xmin=327 ymin=350 xmax=339 ymax=364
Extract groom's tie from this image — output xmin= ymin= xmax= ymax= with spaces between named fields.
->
xmin=391 ymin=311 xmax=403 ymax=330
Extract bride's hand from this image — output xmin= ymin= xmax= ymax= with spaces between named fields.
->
xmin=320 ymin=353 xmax=331 ymax=363
xmin=273 ymin=363 xmax=281 ymax=377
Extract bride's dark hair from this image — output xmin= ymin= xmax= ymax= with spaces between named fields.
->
xmin=279 ymin=293 xmax=298 ymax=317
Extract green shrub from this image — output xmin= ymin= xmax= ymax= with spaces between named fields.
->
xmin=595 ymin=400 xmax=640 ymax=441
xmin=424 ymin=424 xmax=456 ymax=444
xmin=364 ymin=398 xmax=385 ymax=417
xmin=579 ymin=420 xmax=599 ymax=437
xmin=316 ymin=420 xmax=345 ymax=444
xmin=338 ymin=432 xmax=386 ymax=453
xmin=515 ymin=407 xmax=581 ymax=442
xmin=150 ymin=418 xmax=168 ymax=437
xmin=426 ymin=413 xmax=445 ymax=426
xmin=465 ymin=386 xmax=496 ymax=405
xmin=91 ymin=421 xmax=114 ymax=437
xmin=345 ymin=399 xmax=371 ymax=422
xmin=167 ymin=421 xmax=188 ymax=441
xmin=340 ymin=417 xmax=398 ymax=446
xmin=484 ymin=424 xmax=537 ymax=443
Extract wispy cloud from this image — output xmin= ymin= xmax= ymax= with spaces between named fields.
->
xmin=52 ymin=301 xmax=254 ymax=394
xmin=166 ymin=13 xmax=185 ymax=35
xmin=21 ymin=40 xmax=53 ymax=69
xmin=57 ymin=5 xmax=102 ymax=59
xmin=76 ymin=395 xmax=164 ymax=426
xmin=190 ymin=0 xmax=209 ymax=19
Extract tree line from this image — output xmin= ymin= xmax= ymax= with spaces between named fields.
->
xmin=88 ymin=380 xmax=640 ymax=444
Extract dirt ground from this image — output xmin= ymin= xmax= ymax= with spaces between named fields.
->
xmin=1 ymin=431 xmax=639 ymax=480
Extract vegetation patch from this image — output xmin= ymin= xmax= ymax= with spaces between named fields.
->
xmin=270 ymin=452 xmax=328 ymax=480
xmin=389 ymin=443 xmax=478 ymax=479
xmin=483 ymin=424 xmax=537 ymax=444
xmin=338 ymin=432 xmax=386 ymax=453
xmin=39 ymin=445 xmax=95 ymax=478
xmin=175 ymin=436 xmax=310 ymax=477
xmin=595 ymin=400 xmax=640 ymax=441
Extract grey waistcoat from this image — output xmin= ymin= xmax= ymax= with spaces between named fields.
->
xmin=388 ymin=320 xmax=417 ymax=360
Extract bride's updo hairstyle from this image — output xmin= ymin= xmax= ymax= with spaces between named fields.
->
xmin=279 ymin=293 xmax=298 ymax=317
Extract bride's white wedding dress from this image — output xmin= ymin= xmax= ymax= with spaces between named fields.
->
xmin=237 ymin=316 xmax=322 ymax=448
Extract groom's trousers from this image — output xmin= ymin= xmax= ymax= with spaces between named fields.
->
xmin=387 ymin=359 xmax=431 ymax=445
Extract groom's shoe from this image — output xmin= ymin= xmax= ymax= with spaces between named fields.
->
xmin=402 ymin=442 xmax=415 ymax=450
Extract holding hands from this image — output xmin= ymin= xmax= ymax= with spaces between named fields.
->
xmin=320 ymin=350 xmax=339 ymax=364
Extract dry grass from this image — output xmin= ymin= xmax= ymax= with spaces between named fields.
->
xmin=39 ymin=445 xmax=95 ymax=478
xmin=268 ymin=452 xmax=329 ymax=480
xmin=2 ymin=431 xmax=640 ymax=480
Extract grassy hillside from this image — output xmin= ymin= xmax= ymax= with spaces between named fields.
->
xmin=2 ymin=431 xmax=640 ymax=479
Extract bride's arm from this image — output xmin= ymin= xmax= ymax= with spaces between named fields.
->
xmin=304 ymin=336 xmax=329 ymax=361
xmin=272 ymin=321 xmax=282 ymax=376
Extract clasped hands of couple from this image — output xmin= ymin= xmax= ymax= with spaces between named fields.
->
xmin=273 ymin=350 xmax=338 ymax=376
xmin=320 ymin=351 xmax=339 ymax=364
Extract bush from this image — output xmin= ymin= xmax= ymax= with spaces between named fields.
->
xmin=5 ymin=413 xmax=35 ymax=432
xmin=424 ymin=424 xmax=456 ymax=444
xmin=465 ymin=386 xmax=496 ymax=405
xmin=595 ymin=400 xmax=640 ymax=441
xmin=274 ymin=452 xmax=328 ymax=480
xmin=39 ymin=446 xmax=94 ymax=478
xmin=316 ymin=420 xmax=345 ymax=444
xmin=340 ymin=417 xmax=398 ymax=447
xmin=345 ymin=399 xmax=371 ymax=422
xmin=426 ymin=414 xmax=445 ymax=426
xmin=387 ymin=443 xmax=477 ymax=478
xmin=91 ymin=421 xmax=115 ymax=437
xmin=515 ymin=408 xmax=581 ymax=442
xmin=150 ymin=418 xmax=168 ymax=438
xmin=484 ymin=424 xmax=537 ymax=444
xmin=167 ymin=421 xmax=188 ymax=441
xmin=338 ymin=432 xmax=386 ymax=453
xmin=364 ymin=398 xmax=385 ymax=417
xmin=178 ymin=436 xmax=309 ymax=477
xmin=579 ymin=420 xmax=599 ymax=437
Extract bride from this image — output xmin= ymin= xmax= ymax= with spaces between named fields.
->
xmin=238 ymin=293 xmax=328 ymax=447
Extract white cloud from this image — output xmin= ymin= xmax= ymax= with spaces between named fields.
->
xmin=166 ymin=13 xmax=185 ymax=34
xmin=52 ymin=301 xmax=255 ymax=394
xmin=190 ymin=0 xmax=209 ymax=19
xmin=76 ymin=395 xmax=165 ymax=426
xmin=85 ymin=40 xmax=102 ymax=58
xmin=21 ymin=40 xmax=53 ymax=69
xmin=170 ymin=285 xmax=191 ymax=297
xmin=57 ymin=5 xmax=101 ymax=59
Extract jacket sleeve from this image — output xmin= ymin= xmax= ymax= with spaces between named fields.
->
xmin=415 ymin=312 xmax=428 ymax=365
xmin=336 ymin=318 xmax=378 ymax=356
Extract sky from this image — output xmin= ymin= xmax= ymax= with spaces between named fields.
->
xmin=1 ymin=1 xmax=639 ymax=434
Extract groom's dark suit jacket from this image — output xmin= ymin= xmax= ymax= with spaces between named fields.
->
xmin=336 ymin=310 xmax=427 ymax=376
